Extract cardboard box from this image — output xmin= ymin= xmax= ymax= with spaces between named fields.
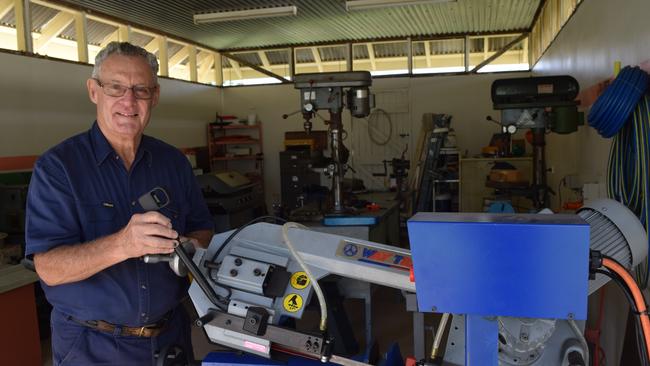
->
xmin=489 ymin=169 xmax=523 ymax=183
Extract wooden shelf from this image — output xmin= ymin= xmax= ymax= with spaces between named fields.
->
xmin=207 ymin=122 xmax=264 ymax=182
xmin=212 ymin=155 xmax=262 ymax=161
xmin=210 ymin=123 xmax=261 ymax=130
xmin=212 ymin=139 xmax=260 ymax=145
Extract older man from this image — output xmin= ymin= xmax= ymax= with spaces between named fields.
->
xmin=25 ymin=42 xmax=214 ymax=365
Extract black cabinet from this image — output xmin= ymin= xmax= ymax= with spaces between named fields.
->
xmin=280 ymin=150 xmax=324 ymax=210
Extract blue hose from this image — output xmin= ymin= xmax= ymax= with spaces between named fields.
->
xmin=589 ymin=66 xmax=649 ymax=138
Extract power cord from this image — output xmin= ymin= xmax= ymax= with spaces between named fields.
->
xmin=281 ymin=222 xmax=328 ymax=332
xmin=591 ymin=251 xmax=650 ymax=365
xmin=367 ymin=108 xmax=393 ymax=146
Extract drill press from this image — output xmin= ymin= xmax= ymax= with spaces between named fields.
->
xmin=292 ymin=71 xmax=373 ymax=216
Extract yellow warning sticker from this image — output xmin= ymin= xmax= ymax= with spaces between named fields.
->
xmin=290 ymin=271 xmax=310 ymax=289
xmin=283 ymin=293 xmax=303 ymax=313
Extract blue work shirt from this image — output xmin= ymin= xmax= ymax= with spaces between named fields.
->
xmin=25 ymin=122 xmax=214 ymax=327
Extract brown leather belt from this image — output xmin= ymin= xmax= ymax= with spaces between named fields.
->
xmin=70 ymin=317 xmax=167 ymax=338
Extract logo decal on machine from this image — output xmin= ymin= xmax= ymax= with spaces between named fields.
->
xmin=290 ymin=271 xmax=310 ymax=290
xmin=283 ymin=293 xmax=303 ymax=312
xmin=336 ymin=240 xmax=412 ymax=271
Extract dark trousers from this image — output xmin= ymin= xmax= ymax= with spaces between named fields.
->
xmin=50 ymin=307 xmax=192 ymax=366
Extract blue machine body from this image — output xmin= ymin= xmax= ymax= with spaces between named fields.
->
xmin=322 ymin=216 xmax=378 ymax=226
xmin=407 ymin=212 xmax=590 ymax=320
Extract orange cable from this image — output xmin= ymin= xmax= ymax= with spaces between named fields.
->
xmin=602 ymin=257 xmax=650 ymax=359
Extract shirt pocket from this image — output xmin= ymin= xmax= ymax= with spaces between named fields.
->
xmin=78 ymin=202 xmax=117 ymax=240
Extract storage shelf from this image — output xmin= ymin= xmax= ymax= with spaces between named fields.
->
xmin=212 ymin=139 xmax=260 ymax=145
xmin=208 ymin=122 xmax=264 ymax=182
xmin=211 ymin=124 xmax=261 ymax=130
xmin=212 ymin=155 xmax=261 ymax=161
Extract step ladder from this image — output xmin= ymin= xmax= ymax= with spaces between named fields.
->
xmin=415 ymin=114 xmax=452 ymax=212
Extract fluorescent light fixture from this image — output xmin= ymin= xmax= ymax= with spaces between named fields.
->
xmin=346 ymin=0 xmax=455 ymax=11
xmin=194 ymin=5 xmax=297 ymax=24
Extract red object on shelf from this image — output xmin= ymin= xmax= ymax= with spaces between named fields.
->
xmin=525 ymin=130 xmax=533 ymax=144
xmin=207 ymin=122 xmax=264 ymax=179
xmin=405 ymin=356 xmax=418 ymax=366
xmin=365 ymin=203 xmax=381 ymax=211
xmin=563 ymin=201 xmax=584 ymax=210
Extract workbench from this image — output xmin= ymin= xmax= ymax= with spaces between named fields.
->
xmin=307 ymin=191 xmax=401 ymax=245
xmin=0 ymin=264 xmax=42 ymax=366
xmin=298 ymin=191 xmax=402 ymax=359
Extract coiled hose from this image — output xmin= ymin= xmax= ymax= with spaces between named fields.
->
xmin=591 ymin=65 xmax=650 ymax=286
xmin=589 ymin=66 xmax=648 ymax=138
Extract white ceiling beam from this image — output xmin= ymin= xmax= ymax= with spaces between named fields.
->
xmin=74 ymin=12 xmax=88 ymax=63
xmin=188 ymin=45 xmax=197 ymax=82
xmin=34 ymin=11 xmax=75 ymax=52
xmin=143 ymin=37 xmax=159 ymax=53
xmin=229 ymin=59 xmax=243 ymax=79
xmin=117 ymin=24 xmax=130 ymax=42
xmin=158 ymin=36 xmax=168 ymax=77
xmin=168 ymin=45 xmax=189 ymax=69
xmin=198 ymin=53 xmax=215 ymax=80
xmin=424 ymin=40 xmax=431 ymax=67
xmin=32 ymin=0 xmax=77 ymax=13
xmin=214 ymin=53 xmax=223 ymax=86
xmin=257 ymin=50 xmax=271 ymax=68
xmin=196 ymin=51 xmax=211 ymax=65
xmin=483 ymin=36 xmax=489 ymax=60
xmin=14 ymin=0 xmax=32 ymax=52
xmin=0 ymin=0 xmax=13 ymax=19
xmin=366 ymin=43 xmax=376 ymax=70
xmin=100 ymin=29 xmax=118 ymax=48
xmin=197 ymin=51 xmax=213 ymax=78
xmin=196 ymin=51 xmax=214 ymax=80
xmin=310 ymin=47 xmax=324 ymax=72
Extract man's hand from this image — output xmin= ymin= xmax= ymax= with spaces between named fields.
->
xmin=33 ymin=213 xmax=209 ymax=286
xmin=115 ymin=211 xmax=179 ymax=259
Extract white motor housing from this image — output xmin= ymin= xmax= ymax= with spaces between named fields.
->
xmin=577 ymin=199 xmax=648 ymax=294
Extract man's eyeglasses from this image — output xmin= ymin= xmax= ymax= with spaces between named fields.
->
xmin=93 ymin=79 xmax=157 ymax=100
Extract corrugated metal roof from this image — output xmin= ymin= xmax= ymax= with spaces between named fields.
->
xmin=59 ymin=18 xmax=117 ymax=44
xmin=373 ymin=41 xmax=409 ymax=58
xmin=265 ymin=49 xmax=289 ymax=65
xmin=318 ymin=45 xmax=347 ymax=62
xmin=0 ymin=8 xmax=14 ymax=28
xmin=2 ymin=2 xmax=61 ymax=32
xmin=54 ymin=0 xmax=539 ymax=50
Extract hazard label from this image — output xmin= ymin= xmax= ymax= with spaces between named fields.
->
xmin=283 ymin=293 xmax=303 ymax=313
xmin=290 ymin=271 xmax=310 ymax=289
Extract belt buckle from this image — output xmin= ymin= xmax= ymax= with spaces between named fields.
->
xmin=138 ymin=326 xmax=146 ymax=337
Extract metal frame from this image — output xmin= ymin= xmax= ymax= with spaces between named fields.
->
xmin=221 ymin=32 xmax=530 ymax=86
xmin=2 ymin=0 xmax=557 ymax=87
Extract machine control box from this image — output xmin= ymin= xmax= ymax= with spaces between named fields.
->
xmin=407 ymin=213 xmax=590 ymax=320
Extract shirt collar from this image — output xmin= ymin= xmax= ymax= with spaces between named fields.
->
xmin=90 ymin=121 xmax=152 ymax=167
